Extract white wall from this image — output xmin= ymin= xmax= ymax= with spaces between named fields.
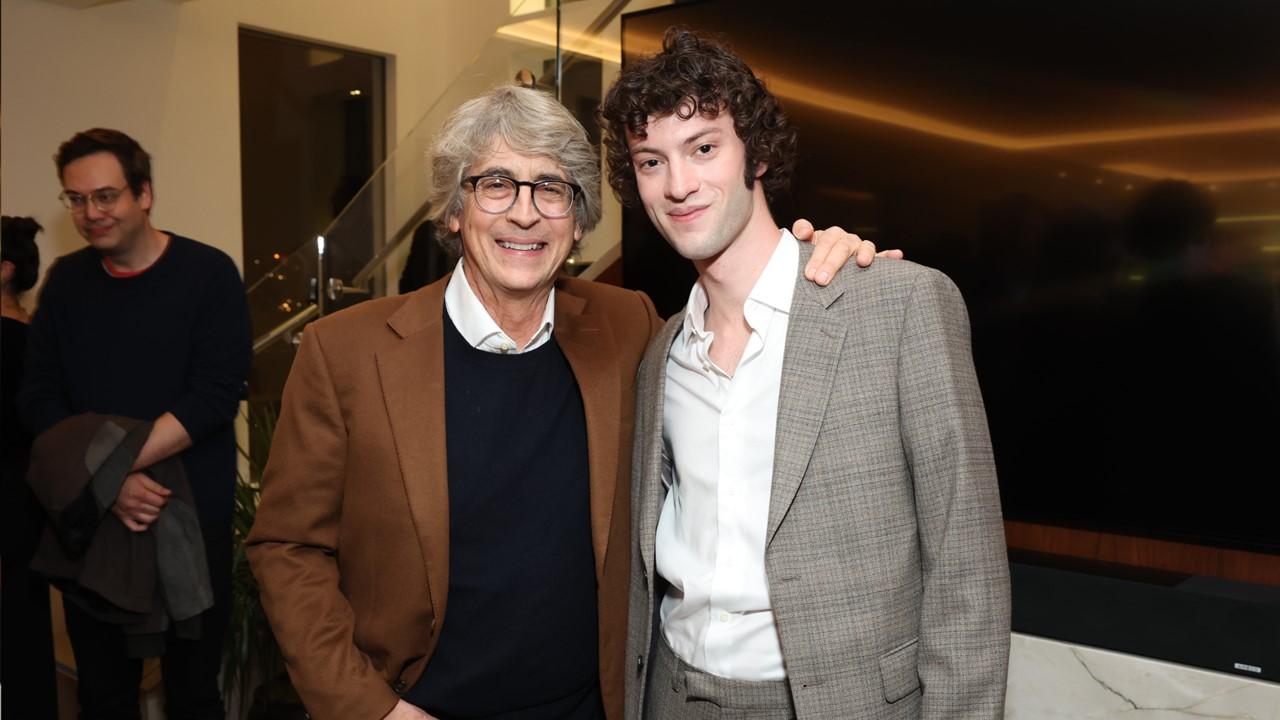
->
xmin=1 ymin=0 xmax=513 ymax=297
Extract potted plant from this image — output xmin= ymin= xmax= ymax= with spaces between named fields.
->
xmin=222 ymin=404 xmax=306 ymax=719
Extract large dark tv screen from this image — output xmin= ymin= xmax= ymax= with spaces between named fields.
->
xmin=620 ymin=0 xmax=1280 ymax=554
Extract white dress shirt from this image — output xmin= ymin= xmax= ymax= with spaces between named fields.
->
xmin=442 ymin=258 xmax=555 ymax=354
xmin=655 ymin=229 xmax=798 ymax=680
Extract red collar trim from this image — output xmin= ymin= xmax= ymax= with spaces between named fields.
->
xmin=102 ymin=235 xmax=170 ymax=278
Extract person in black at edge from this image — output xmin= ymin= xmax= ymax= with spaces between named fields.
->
xmin=17 ymin=129 xmax=252 ymax=719
xmin=399 ymin=219 xmax=454 ymax=294
xmin=2 ymin=215 xmax=58 ymax=719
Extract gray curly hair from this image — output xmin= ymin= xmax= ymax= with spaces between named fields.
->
xmin=428 ymin=85 xmax=602 ymax=255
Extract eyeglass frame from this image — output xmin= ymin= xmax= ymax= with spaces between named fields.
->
xmin=58 ymin=186 xmax=131 ymax=214
xmin=462 ymin=174 xmax=582 ymax=219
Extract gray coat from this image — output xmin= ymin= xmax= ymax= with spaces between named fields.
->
xmin=627 ymin=248 xmax=1011 ymax=719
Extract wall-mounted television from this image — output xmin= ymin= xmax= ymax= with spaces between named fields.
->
xmin=619 ymin=0 xmax=1280 ymax=555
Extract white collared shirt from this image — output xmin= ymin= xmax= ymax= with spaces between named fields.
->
xmin=442 ymin=258 xmax=555 ymax=354
xmin=655 ymin=229 xmax=799 ymax=681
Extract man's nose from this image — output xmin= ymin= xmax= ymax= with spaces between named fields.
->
xmin=666 ymin=161 xmax=698 ymax=201
xmin=506 ymin=185 xmax=540 ymax=226
xmin=82 ymin=201 xmax=106 ymax=221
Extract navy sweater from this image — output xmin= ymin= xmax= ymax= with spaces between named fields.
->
xmin=17 ymin=234 xmax=252 ymax=525
xmin=407 ymin=312 xmax=602 ymax=720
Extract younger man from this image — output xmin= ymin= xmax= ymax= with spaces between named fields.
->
xmin=602 ymin=29 xmax=1011 ymax=720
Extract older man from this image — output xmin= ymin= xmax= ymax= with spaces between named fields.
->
xmin=247 ymin=85 xmax=880 ymax=720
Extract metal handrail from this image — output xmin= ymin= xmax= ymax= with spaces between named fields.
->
xmin=252 ymin=304 xmax=319 ymax=355
xmin=350 ymin=201 xmax=433 ymax=288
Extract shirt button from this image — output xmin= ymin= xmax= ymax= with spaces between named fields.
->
xmin=719 ymin=611 xmax=731 ymax=623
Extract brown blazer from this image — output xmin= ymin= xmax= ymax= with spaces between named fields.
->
xmin=247 ymin=274 xmax=662 ymax=720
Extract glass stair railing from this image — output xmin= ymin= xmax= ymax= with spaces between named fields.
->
xmin=246 ymin=0 xmax=670 ymax=405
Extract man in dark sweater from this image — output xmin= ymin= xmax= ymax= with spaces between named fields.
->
xmin=18 ymin=128 xmax=252 ymax=719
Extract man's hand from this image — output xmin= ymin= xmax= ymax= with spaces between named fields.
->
xmin=382 ymin=700 xmax=437 ymax=720
xmin=793 ymin=219 xmax=905 ymax=286
xmin=111 ymin=472 xmax=172 ymax=532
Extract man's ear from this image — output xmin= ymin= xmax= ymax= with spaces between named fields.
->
xmin=0 ymin=259 xmax=14 ymax=284
xmin=754 ymin=162 xmax=768 ymax=180
xmin=138 ymin=181 xmax=154 ymax=212
xmin=448 ymin=214 xmax=461 ymax=233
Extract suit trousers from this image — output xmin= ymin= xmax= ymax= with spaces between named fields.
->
xmin=645 ymin=635 xmax=796 ymax=720
xmin=64 ymin=520 xmax=230 ymax=720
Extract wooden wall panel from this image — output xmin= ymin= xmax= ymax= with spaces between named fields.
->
xmin=1004 ymin=521 xmax=1280 ymax=587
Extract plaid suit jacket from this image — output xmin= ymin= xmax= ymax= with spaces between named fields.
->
xmin=627 ymin=246 xmax=1011 ymax=719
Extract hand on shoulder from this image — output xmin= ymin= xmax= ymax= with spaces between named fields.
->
xmin=792 ymin=219 xmax=904 ymax=286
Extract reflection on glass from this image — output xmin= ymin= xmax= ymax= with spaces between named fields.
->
xmin=621 ymin=0 xmax=1280 ymax=553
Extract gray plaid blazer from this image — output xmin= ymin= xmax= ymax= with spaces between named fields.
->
xmin=627 ymin=247 xmax=1011 ymax=719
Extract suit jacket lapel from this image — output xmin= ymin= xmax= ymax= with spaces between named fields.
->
xmin=554 ymin=285 xmax=621 ymax=581
xmin=767 ymin=275 xmax=846 ymax=548
xmin=637 ymin=316 xmax=683 ymax=583
xmin=378 ymin=281 xmax=451 ymax=625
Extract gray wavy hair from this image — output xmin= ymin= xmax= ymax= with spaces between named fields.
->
xmin=428 ymin=85 xmax=602 ymax=255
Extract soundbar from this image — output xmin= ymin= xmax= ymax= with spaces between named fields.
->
xmin=1009 ymin=549 xmax=1280 ymax=682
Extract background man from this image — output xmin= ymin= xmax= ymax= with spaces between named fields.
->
xmin=247 ymin=85 xmax=878 ymax=720
xmin=18 ymin=128 xmax=252 ymax=718
xmin=601 ymin=29 xmax=1011 ymax=720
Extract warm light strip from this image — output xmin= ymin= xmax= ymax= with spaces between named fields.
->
xmin=1102 ymin=163 xmax=1280 ymax=184
xmin=496 ymin=19 xmax=621 ymax=63
xmin=502 ymin=26 xmax=1280 ymax=182
xmin=1005 ymin=117 xmax=1280 ymax=149
xmin=770 ymin=77 xmax=1028 ymax=149
xmin=1217 ymin=215 xmax=1280 ymax=225
xmin=769 ymin=75 xmax=1280 ymax=151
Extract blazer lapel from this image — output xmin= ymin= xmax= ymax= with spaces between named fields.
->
xmin=554 ymin=287 xmax=621 ymax=581
xmin=377 ymin=282 xmax=451 ymax=625
xmin=636 ymin=316 xmax=683 ymax=583
xmin=767 ymin=277 xmax=846 ymax=547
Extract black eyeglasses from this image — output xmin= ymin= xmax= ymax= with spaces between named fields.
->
xmin=463 ymin=174 xmax=581 ymax=219
xmin=59 ymin=186 xmax=130 ymax=214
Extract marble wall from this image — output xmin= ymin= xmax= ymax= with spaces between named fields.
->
xmin=1006 ymin=633 xmax=1280 ymax=719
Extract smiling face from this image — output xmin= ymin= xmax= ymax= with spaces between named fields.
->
xmin=448 ymin=138 xmax=582 ymax=305
xmin=626 ymin=110 xmax=764 ymax=262
xmin=60 ymin=151 xmax=153 ymax=258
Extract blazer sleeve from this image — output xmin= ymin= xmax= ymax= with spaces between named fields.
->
xmin=245 ymin=324 xmax=400 ymax=720
xmin=896 ymin=269 xmax=1011 ymax=719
